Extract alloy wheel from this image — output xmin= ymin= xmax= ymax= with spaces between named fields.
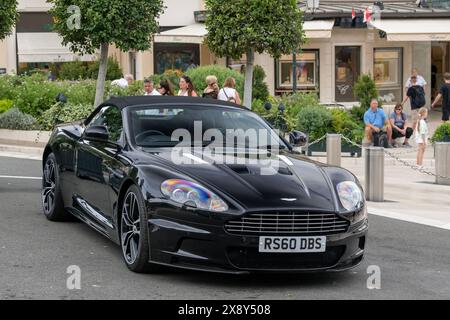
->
xmin=42 ymin=158 xmax=56 ymax=215
xmin=121 ymin=192 xmax=141 ymax=265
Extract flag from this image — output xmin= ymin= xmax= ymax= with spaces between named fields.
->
xmin=363 ymin=7 xmax=372 ymax=23
xmin=352 ymin=7 xmax=356 ymax=20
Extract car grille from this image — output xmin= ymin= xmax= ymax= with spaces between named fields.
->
xmin=224 ymin=211 xmax=349 ymax=236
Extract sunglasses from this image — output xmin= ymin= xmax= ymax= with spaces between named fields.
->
xmin=395 ymin=108 xmax=402 ymax=111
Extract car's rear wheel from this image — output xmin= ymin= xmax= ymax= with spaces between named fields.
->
xmin=42 ymin=153 xmax=71 ymax=221
xmin=120 ymin=185 xmax=161 ymax=273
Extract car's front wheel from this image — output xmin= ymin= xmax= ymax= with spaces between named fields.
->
xmin=42 ymin=153 xmax=71 ymax=221
xmin=120 ymin=185 xmax=161 ymax=273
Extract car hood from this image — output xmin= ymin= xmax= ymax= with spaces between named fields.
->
xmin=137 ymin=148 xmax=337 ymax=212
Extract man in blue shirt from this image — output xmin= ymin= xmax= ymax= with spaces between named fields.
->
xmin=364 ymin=99 xmax=393 ymax=147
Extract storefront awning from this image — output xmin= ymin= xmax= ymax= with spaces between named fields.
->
xmin=371 ymin=19 xmax=450 ymax=41
xmin=154 ymin=23 xmax=207 ymax=44
xmin=303 ymin=20 xmax=334 ymax=39
xmin=154 ymin=20 xmax=334 ymax=44
xmin=17 ymin=32 xmax=95 ymax=63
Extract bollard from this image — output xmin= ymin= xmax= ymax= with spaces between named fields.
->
xmin=326 ymin=134 xmax=341 ymax=166
xmin=435 ymin=142 xmax=450 ymax=186
xmin=364 ymin=147 xmax=384 ymax=202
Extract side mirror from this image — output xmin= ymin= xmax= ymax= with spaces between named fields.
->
xmin=289 ymin=130 xmax=307 ymax=147
xmin=83 ymin=125 xmax=109 ymax=142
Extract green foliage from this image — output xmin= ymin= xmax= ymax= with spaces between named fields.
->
xmin=353 ymin=74 xmax=379 ymax=109
xmin=39 ymin=102 xmax=94 ymax=131
xmin=0 ymin=108 xmax=38 ymax=130
xmin=252 ymin=65 xmax=269 ymax=102
xmin=87 ymin=57 xmax=123 ymax=81
xmin=252 ymin=93 xmax=321 ymax=132
xmin=205 ymin=0 xmax=305 ymax=59
xmin=185 ymin=65 xmax=244 ymax=96
xmin=59 ymin=61 xmax=89 ymax=80
xmin=349 ymin=105 xmax=367 ymax=123
xmin=432 ymin=123 xmax=450 ymax=143
xmin=0 ymin=74 xmax=97 ymax=118
xmin=48 ymin=0 xmax=165 ymax=54
xmin=0 ymin=99 xmax=14 ymax=113
xmin=330 ymin=108 xmax=364 ymax=142
xmin=0 ymin=0 xmax=18 ymax=40
xmin=297 ymin=105 xmax=333 ymax=141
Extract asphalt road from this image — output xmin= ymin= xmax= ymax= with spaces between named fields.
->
xmin=1 ymin=156 xmax=449 ymax=300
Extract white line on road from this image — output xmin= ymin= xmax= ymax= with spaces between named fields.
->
xmin=0 ymin=175 xmax=41 ymax=180
xmin=369 ymin=207 xmax=450 ymax=231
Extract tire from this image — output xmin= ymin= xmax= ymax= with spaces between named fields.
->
xmin=42 ymin=153 xmax=72 ymax=221
xmin=120 ymin=185 xmax=161 ymax=273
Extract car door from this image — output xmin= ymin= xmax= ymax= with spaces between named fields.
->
xmin=74 ymin=105 xmax=124 ymax=231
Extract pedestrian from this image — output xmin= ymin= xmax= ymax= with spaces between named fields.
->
xmin=402 ymin=75 xmax=426 ymax=131
xmin=202 ymin=75 xmax=219 ymax=99
xmin=143 ymin=79 xmax=161 ymax=96
xmin=178 ymin=76 xmax=198 ymax=97
xmin=186 ymin=59 xmax=197 ymax=71
xmin=415 ymin=107 xmax=429 ymax=168
xmin=43 ymin=65 xmax=55 ymax=81
xmin=218 ymin=77 xmax=241 ymax=105
xmin=431 ymin=72 xmax=450 ymax=123
xmin=389 ymin=103 xmax=413 ymax=147
xmin=363 ymin=98 xmax=393 ymax=147
xmin=405 ymin=68 xmax=427 ymax=90
xmin=111 ymin=74 xmax=134 ymax=88
xmin=158 ymin=79 xmax=174 ymax=96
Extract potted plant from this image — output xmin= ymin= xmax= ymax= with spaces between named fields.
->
xmin=431 ymin=123 xmax=450 ymax=185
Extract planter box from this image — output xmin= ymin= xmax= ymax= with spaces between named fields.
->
xmin=435 ymin=142 xmax=450 ymax=186
xmin=0 ymin=129 xmax=51 ymax=148
xmin=306 ymin=139 xmax=362 ymax=157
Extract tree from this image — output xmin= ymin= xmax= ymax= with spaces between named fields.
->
xmin=205 ymin=0 xmax=305 ymax=109
xmin=0 ymin=0 xmax=18 ymax=41
xmin=49 ymin=0 xmax=164 ymax=107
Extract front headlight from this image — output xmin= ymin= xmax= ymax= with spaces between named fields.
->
xmin=336 ymin=181 xmax=363 ymax=212
xmin=161 ymin=179 xmax=228 ymax=212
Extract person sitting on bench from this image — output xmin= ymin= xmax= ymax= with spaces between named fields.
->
xmin=364 ymin=98 xmax=393 ymax=148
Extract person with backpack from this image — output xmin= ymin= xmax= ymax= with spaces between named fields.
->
xmin=218 ymin=77 xmax=241 ymax=105
xmin=364 ymin=98 xmax=393 ymax=148
xmin=389 ymin=103 xmax=414 ymax=148
xmin=402 ymin=75 xmax=426 ymax=131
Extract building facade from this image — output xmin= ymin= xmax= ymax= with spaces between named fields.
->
xmin=2 ymin=0 xmax=450 ymax=109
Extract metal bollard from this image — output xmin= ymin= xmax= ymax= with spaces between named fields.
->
xmin=435 ymin=142 xmax=450 ymax=186
xmin=364 ymin=147 xmax=384 ymax=202
xmin=326 ymin=134 xmax=341 ymax=166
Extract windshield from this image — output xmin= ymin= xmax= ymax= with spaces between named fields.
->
xmin=127 ymin=105 xmax=288 ymax=150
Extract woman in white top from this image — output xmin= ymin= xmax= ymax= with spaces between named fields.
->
xmin=218 ymin=77 xmax=241 ymax=105
xmin=415 ymin=107 xmax=429 ymax=168
xmin=178 ymin=76 xmax=198 ymax=97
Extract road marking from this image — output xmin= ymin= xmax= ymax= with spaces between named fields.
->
xmin=0 ymin=153 xmax=41 ymax=161
xmin=369 ymin=207 xmax=450 ymax=231
xmin=0 ymin=175 xmax=41 ymax=180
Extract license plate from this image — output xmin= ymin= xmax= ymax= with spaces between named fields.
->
xmin=258 ymin=236 xmax=326 ymax=253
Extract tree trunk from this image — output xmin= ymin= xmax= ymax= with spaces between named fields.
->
xmin=243 ymin=48 xmax=254 ymax=109
xmin=94 ymin=43 xmax=109 ymax=107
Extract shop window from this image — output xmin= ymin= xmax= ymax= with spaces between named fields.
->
xmin=153 ymin=43 xmax=200 ymax=74
xmin=374 ymin=48 xmax=402 ymax=104
xmin=276 ymin=50 xmax=319 ymax=93
xmin=335 ymin=46 xmax=361 ymax=102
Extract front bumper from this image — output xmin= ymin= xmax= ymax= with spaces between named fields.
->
xmin=147 ymin=207 xmax=368 ymax=274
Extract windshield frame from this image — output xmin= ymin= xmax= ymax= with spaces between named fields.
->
xmin=124 ymin=102 xmax=292 ymax=151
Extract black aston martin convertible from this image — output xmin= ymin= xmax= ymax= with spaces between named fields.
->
xmin=41 ymin=96 xmax=367 ymax=273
